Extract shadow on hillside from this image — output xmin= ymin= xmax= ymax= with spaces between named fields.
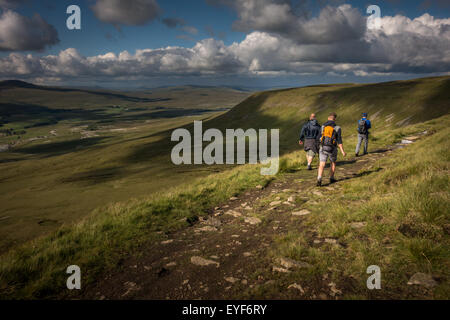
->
xmin=0 ymin=103 xmax=219 ymax=128
xmin=15 ymin=137 xmax=110 ymax=157
xmin=60 ymin=166 xmax=125 ymax=185
xmin=15 ymin=85 xmax=172 ymax=103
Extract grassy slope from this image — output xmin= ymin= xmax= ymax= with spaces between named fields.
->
xmin=0 ymin=76 xmax=449 ymax=298
xmin=209 ymin=76 xmax=450 ymax=152
xmin=0 ymin=84 xmax=250 ymax=252
xmin=262 ymin=116 xmax=449 ymax=299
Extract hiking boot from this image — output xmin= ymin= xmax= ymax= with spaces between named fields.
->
xmin=307 ymin=165 xmax=312 ymax=171
xmin=316 ymin=179 xmax=322 ymax=187
xmin=355 ymin=154 xmax=359 ymax=158
xmin=330 ymin=177 xmax=337 ymax=184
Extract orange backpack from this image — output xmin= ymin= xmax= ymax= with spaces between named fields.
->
xmin=321 ymin=125 xmax=337 ymax=150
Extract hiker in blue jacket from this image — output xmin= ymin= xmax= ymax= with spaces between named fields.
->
xmin=355 ymin=113 xmax=372 ymax=157
xmin=299 ymin=113 xmax=321 ymax=170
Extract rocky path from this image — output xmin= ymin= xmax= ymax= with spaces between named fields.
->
xmin=81 ymin=140 xmax=417 ymax=300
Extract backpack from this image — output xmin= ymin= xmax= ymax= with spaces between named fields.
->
xmin=358 ymin=119 xmax=368 ymax=134
xmin=303 ymin=121 xmax=316 ymax=138
xmin=321 ymin=124 xmax=337 ymax=152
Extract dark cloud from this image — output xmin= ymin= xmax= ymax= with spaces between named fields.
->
xmin=205 ymin=25 xmax=226 ymax=39
xmin=91 ymin=0 xmax=161 ymax=27
xmin=162 ymin=17 xmax=186 ymax=28
xmin=0 ymin=10 xmax=59 ymax=52
xmin=0 ymin=0 xmax=28 ymax=9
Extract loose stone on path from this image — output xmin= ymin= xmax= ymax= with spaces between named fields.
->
xmin=292 ymin=209 xmax=311 ymax=216
xmin=190 ymin=256 xmax=220 ymax=267
xmin=244 ymin=217 xmax=262 ymax=225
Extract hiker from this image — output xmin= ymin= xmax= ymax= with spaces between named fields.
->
xmin=299 ymin=113 xmax=321 ymax=170
xmin=355 ymin=112 xmax=372 ymax=157
xmin=317 ymin=112 xmax=347 ymax=187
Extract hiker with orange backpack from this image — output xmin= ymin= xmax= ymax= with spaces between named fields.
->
xmin=317 ymin=112 xmax=347 ymax=187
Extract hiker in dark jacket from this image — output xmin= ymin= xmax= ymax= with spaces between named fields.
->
xmin=299 ymin=113 xmax=321 ymax=170
xmin=355 ymin=112 xmax=372 ymax=157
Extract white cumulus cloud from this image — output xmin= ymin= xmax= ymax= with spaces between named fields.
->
xmin=1 ymin=4 xmax=449 ymax=82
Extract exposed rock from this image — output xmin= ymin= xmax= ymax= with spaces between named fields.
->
xmin=287 ymin=196 xmax=296 ymax=203
xmin=292 ymin=209 xmax=311 ymax=216
xmin=244 ymin=217 xmax=262 ymax=225
xmin=190 ymin=256 xmax=220 ymax=267
xmin=407 ymin=273 xmax=437 ymax=288
xmin=161 ymin=240 xmax=174 ymax=245
xmin=277 ymin=257 xmax=311 ymax=270
xmin=225 ymin=277 xmax=239 ymax=284
xmin=273 ymin=266 xmax=291 ymax=273
xmin=313 ymin=190 xmax=323 ymax=197
xmin=288 ymin=283 xmax=305 ymax=294
xmin=195 ymin=226 xmax=217 ymax=232
xmin=350 ymin=222 xmax=367 ymax=229
xmin=256 ymin=185 xmax=263 ymax=190
xmin=241 ymin=202 xmax=248 ymax=207
xmin=225 ymin=210 xmax=242 ymax=217
xmin=0 ymin=144 xmax=11 ymax=152
xmin=230 ymin=197 xmax=239 ymax=201
xmin=241 ymin=279 xmax=248 ymax=285
xmin=243 ymin=252 xmax=253 ymax=257
xmin=204 ymin=217 xmax=222 ymax=227
xmin=122 ymin=282 xmax=140 ymax=297
xmin=165 ymin=262 xmax=177 ymax=268
xmin=324 ymin=238 xmax=337 ymax=244
xmin=270 ymin=201 xmax=282 ymax=207
xmin=328 ymin=282 xmax=342 ymax=296
xmin=404 ymin=136 xmax=420 ymax=141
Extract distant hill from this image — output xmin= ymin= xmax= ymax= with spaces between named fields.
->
xmin=0 ymin=80 xmax=40 ymax=89
xmin=0 ymin=80 xmax=252 ymax=111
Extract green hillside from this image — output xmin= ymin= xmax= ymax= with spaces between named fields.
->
xmin=208 ymin=76 xmax=450 ymax=152
xmin=0 ymin=76 xmax=449 ymax=299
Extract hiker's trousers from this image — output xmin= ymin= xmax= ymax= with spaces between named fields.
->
xmin=356 ymin=133 xmax=369 ymax=155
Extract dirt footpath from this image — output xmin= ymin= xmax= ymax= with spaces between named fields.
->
xmin=80 ymin=146 xmax=399 ymax=300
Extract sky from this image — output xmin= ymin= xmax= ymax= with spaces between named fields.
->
xmin=0 ymin=0 xmax=449 ymax=89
